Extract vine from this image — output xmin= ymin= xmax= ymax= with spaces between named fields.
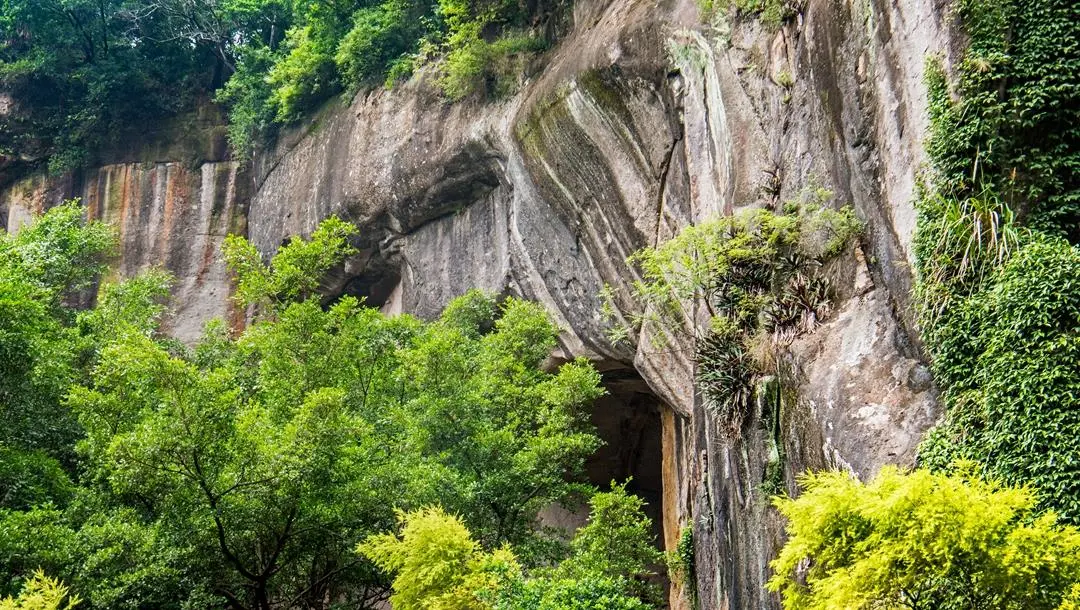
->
xmin=914 ymin=0 xmax=1080 ymax=522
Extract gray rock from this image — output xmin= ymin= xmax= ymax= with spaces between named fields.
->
xmin=0 ymin=0 xmax=951 ymax=606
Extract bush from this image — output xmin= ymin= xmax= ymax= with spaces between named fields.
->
xmin=363 ymin=485 xmax=663 ymax=610
xmin=769 ymin=466 xmax=1080 ymax=610
xmin=267 ymin=25 xmax=340 ymax=122
xmin=336 ymin=0 xmax=417 ymax=90
xmin=0 ymin=571 xmax=79 ymax=610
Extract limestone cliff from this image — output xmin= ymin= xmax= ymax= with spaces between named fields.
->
xmin=1 ymin=0 xmax=949 ymax=606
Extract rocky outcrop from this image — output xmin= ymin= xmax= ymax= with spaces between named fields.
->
xmin=1 ymin=0 xmax=950 ymax=606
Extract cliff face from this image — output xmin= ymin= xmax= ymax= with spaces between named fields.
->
xmin=0 ymin=0 xmax=949 ymax=606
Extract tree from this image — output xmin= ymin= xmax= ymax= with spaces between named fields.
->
xmin=361 ymin=484 xmax=662 ymax=610
xmin=768 ymin=466 xmax=1080 ymax=610
xmin=38 ymin=216 xmax=605 ymax=609
xmin=0 ymin=202 xmax=114 ymax=479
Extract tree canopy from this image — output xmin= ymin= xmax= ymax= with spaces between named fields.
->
xmin=0 ymin=0 xmax=560 ymax=171
xmin=0 ymin=207 xmax=626 ymax=610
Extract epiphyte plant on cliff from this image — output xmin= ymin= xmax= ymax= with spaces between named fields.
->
xmin=604 ymin=189 xmax=861 ymax=437
xmin=912 ymin=0 xmax=1080 ymax=523
xmin=0 ymin=208 xmax=666 ymax=609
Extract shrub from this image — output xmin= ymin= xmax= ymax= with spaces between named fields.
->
xmin=920 ymin=237 xmax=1080 ymax=520
xmin=335 ymin=0 xmax=417 ymax=90
xmin=769 ymin=466 xmax=1080 ymax=610
xmin=0 ymin=571 xmax=79 ymax=610
xmin=267 ymin=25 xmax=340 ymax=122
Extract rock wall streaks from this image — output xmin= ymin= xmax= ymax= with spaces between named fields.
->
xmin=0 ymin=0 xmax=951 ymax=606
xmin=2 ymin=161 xmax=247 ymax=341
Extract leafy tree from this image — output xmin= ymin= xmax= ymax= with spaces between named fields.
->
xmin=222 ymin=214 xmax=358 ymax=309
xmin=768 ymin=466 xmax=1080 ymax=610
xmin=0 ymin=202 xmax=113 ymax=470
xmin=553 ymin=482 xmax=663 ymax=605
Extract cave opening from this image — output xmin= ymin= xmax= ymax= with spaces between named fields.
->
xmin=586 ymin=367 xmax=666 ymax=544
xmin=324 ymin=266 xmax=401 ymax=311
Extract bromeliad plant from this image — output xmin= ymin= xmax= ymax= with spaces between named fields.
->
xmin=604 ymin=189 xmax=861 ymax=436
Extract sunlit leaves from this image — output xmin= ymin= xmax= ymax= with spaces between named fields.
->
xmin=768 ymin=467 xmax=1080 ymax=610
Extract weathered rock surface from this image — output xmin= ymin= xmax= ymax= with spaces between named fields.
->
xmin=1 ymin=0 xmax=951 ymax=606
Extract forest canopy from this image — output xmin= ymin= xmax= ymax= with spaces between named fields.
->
xmin=0 ymin=204 xmax=665 ymax=610
xmin=0 ymin=0 xmax=560 ymax=172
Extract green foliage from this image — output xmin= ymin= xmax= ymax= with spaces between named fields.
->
xmin=78 ymin=270 xmax=172 ymax=340
xmin=922 ymin=0 xmax=1080 ymax=240
xmin=0 ymin=0 xmax=237 ymax=173
xmin=0 ymin=215 xmax=606 ymax=609
xmin=919 ymin=237 xmax=1080 ymax=519
xmin=0 ymin=203 xmax=114 ymax=468
xmin=364 ymin=485 xmax=662 ymax=610
xmin=913 ymin=0 xmax=1080 ymax=523
xmin=768 ymin=466 xmax=1080 ymax=610
xmin=555 ymin=483 xmax=663 ymax=605
xmin=359 ymin=506 xmax=517 ymax=610
xmin=0 ymin=202 xmax=115 ymax=306
xmin=215 ymin=0 xmax=551 ymax=154
xmin=666 ymin=526 xmax=696 ymax=607
xmin=733 ymin=0 xmax=802 ymax=29
xmin=615 ymin=195 xmax=860 ymax=434
xmin=0 ymin=448 xmax=73 ymax=511
xmin=223 ymin=215 xmax=357 ymax=309
xmin=266 ymin=24 xmax=340 ymax=122
xmin=215 ymin=46 xmax=278 ymax=158
xmin=0 ymin=571 xmax=79 ymax=610
xmin=336 ymin=0 xmax=422 ymax=91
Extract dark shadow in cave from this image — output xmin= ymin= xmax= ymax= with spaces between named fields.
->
xmin=333 ymin=268 xmax=401 ymax=309
xmin=586 ymin=367 xmax=666 ymax=548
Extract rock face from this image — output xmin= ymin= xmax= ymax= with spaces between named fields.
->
xmin=0 ymin=0 xmax=950 ymax=606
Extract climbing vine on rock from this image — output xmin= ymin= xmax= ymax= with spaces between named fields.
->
xmin=914 ymin=0 xmax=1080 ymax=522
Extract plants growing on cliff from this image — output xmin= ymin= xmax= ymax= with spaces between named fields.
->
xmin=913 ymin=0 xmax=1080 ymax=523
xmin=0 ymin=0 xmax=558 ymax=170
xmin=768 ymin=466 xmax=1080 ymax=610
xmin=733 ymin=0 xmax=803 ymax=29
xmin=216 ymin=0 xmax=554 ymax=153
xmin=608 ymin=192 xmax=861 ymax=436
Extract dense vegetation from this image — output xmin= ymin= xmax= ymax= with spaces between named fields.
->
xmin=768 ymin=0 xmax=1080 ymax=606
xmin=0 ymin=0 xmax=557 ymax=171
xmin=0 ymin=205 xmax=664 ymax=609
xmin=769 ymin=467 xmax=1080 ymax=610
xmin=913 ymin=0 xmax=1080 ymax=521
xmin=361 ymin=484 xmax=662 ymax=610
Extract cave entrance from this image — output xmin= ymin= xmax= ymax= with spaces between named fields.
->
xmin=539 ymin=366 xmax=668 ymax=550
xmin=323 ymin=266 xmax=401 ymax=311
xmin=585 ymin=367 xmax=666 ymax=545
